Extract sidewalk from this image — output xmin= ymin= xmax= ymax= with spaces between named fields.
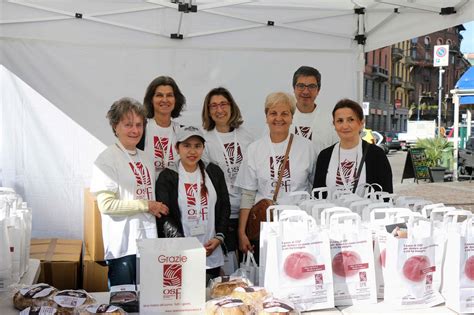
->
xmin=394 ymin=180 xmax=474 ymax=211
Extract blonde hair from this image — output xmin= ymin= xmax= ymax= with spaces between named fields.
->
xmin=264 ymin=92 xmax=296 ymax=115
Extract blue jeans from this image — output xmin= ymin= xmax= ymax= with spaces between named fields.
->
xmin=106 ymin=254 xmax=137 ymax=288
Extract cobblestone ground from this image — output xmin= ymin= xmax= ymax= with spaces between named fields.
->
xmin=394 ymin=181 xmax=474 ymax=212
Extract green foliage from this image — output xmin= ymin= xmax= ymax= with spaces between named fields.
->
xmin=414 ymin=137 xmax=453 ymax=167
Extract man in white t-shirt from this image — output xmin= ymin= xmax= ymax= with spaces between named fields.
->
xmin=291 ymin=66 xmax=338 ymax=154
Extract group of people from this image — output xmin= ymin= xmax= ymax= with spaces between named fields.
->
xmin=90 ymin=66 xmax=393 ymax=287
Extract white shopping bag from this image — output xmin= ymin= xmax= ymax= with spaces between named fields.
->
xmin=137 ymin=237 xmax=206 ymax=315
xmin=262 ymin=210 xmax=334 ymax=311
xmin=370 ymin=208 xmax=412 ymax=299
xmin=384 ymin=216 xmax=444 ymax=309
xmin=239 ymin=252 xmax=259 ymax=285
xmin=328 ymin=213 xmax=377 ymax=306
xmin=443 ymin=216 xmax=474 ymax=314
xmin=221 ymin=251 xmax=238 ymax=276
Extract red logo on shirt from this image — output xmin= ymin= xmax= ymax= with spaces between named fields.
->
xmin=336 ymin=159 xmax=356 ymax=188
xmin=270 ymin=156 xmax=291 ymax=179
xmin=185 ymin=183 xmax=208 ymax=221
xmin=154 ymin=136 xmax=174 ymax=169
xmin=130 ymin=162 xmax=152 ymax=199
xmin=223 ymin=142 xmax=243 ymax=165
xmin=295 ymin=126 xmax=313 ymax=140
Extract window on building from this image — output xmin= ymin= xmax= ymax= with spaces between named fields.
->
xmin=446 ymin=39 xmax=452 ymax=46
xmin=384 ymin=55 xmax=387 ymax=68
xmin=371 ymin=80 xmax=375 ymax=98
xmin=364 ymin=79 xmax=368 ymax=96
xmin=383 ymin=84 xmax=387 ymax=101
xmin=378 ymin=82 xmax=382 ymax=100
xmin=365 ymin=52 xmax=368 ymax=65
xmin=424 ymin=36 xmax=430 ymax=47
xmin=436 ymin=38 xmax=443 ymax=45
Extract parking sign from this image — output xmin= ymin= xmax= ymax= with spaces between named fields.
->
xmin=433 ymin=45 xmax=449 ymax=67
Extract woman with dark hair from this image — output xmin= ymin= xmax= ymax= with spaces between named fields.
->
xmin=139 ymin=76 xmax=186 ymax=175
xmin=155 ymin=126 xmax=230 ymax=279
xmin=90 ymin=97 xmax=169 ymax=286
xmin=201 ymin=87 xmax=253 ymax=269
xmin=313 ymin=98 xmax=393 ymax=194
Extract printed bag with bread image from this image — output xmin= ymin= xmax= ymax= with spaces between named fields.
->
xmin=13 ymin=283 xmax=58 ymax=310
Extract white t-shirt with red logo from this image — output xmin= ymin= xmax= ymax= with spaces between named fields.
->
xmin=143 ymin=119 xmax=181 ymax=176
xmin=90 ymin=144 xmax=157 ymax=260
xmin=235 ymin=134 xmax=315 ymax=205
xmin=177 ymin=163 xmax=223 ymax=269
xmin=326 ymin=142 xmax=366 ymax=195
xmin=291 ymin=106 xmax=338 ymax=155
xmin=203 ymin=128 xmax=254 ymax=219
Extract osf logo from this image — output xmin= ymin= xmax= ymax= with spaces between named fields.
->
xmin=158 ymin=255 xmax=187 ymax=300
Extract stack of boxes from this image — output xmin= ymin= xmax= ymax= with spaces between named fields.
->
xmin=83 ymin=189 xmax=108 ymax=292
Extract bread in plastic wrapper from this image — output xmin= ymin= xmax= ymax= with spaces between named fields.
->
xmin=50 ymin=289 xmax=96 ymax=315
xmin=209 ymin=275 xmax=251 ymax=298
xmin=78 ymin=304 xmax=126 ymax=314
xmin=19 ymin=306 xmax=58 ymax=314
xmin=257 ymin=297 xmax=300 ymax=315
xmin=13 ymin=283 xmax=58 ymax=310
xmin=230 ymin=286 xmax=268 ymax=306
xmin=205 ymin=297 xmax=252 ymax=315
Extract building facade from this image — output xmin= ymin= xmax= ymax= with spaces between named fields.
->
xmin=363 ymin=25 xmax=469 ymax=132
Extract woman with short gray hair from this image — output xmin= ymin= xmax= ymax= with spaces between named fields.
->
xmin=90 ymin=97 xmax=169 ymax=287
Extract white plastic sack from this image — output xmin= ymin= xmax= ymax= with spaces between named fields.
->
xmin=0 ymin=218 xmax=13 ymax=291
xmin=221 ymin=251 xmax=238 ymax=276
xmin=239 ymin=252 xmax=259 ymax=286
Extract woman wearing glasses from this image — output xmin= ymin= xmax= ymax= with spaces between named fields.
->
xmin=138 ymin=76 xmax=185 ymax=176
xmin=201 ymin=87 xmax=254 ymax=271
xmin=235 ymin=92 xmax=316 ymax=260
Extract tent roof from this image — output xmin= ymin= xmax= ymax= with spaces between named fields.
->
xmin=456 ymin=66 xmax=474 ymax=105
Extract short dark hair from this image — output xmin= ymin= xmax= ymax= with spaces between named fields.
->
xmin=143 ymin=76 xmax=186 ymax=119
xmin=332 ymin=98 xmax=364 ymax=121
xmin=201 ymin=87 xmax=243 ymax=131
xmin=292 ymin=66 xmax=321 ymax=89
xmin=107 ymin=97 xmax=146 ymax=137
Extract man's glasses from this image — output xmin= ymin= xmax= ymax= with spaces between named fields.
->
xmin=295 ymin=83 xmax=319 ymax=91
xmin=209 ymin=102 xmax=230 ymax=110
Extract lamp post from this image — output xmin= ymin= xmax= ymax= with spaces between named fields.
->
xmin=437 ymin=67 xmax=445 ymax=136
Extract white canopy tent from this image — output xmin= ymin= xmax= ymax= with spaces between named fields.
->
xmin=1 ymin=0 xmax=473 ymax=239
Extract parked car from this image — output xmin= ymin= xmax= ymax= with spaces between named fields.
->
xmin=380 ymin=131 xmax=401 ymax=150
xmin=458 ymin=136 xmax=474 ymax=175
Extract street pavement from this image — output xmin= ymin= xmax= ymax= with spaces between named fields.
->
xmin=387 ymin=150 xmax=474 ymax=211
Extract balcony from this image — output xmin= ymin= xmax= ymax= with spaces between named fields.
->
xmin=403 ymin=81 xmax=415 ymax=91
xmin=372 ymin=65 xmax=389 ymax=81
xmin=391 ymin=76 xmax=402 ymax=87
xmin=404 ymin=56 xmax=416 ymax=66
xmin=392 ymin=47 xmax=404 ymax=62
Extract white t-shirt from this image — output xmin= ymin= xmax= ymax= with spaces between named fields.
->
xmin=143 ymin=119 xmax=181 ymax=176
xmin=326 ymin=142 xmax=367 ymax=195
xmin=177 ymin=164 xmax=224 ymax=269
xmin=203 ymin=128 xmax=254 ymax=219
xmin=90 ymin=144 xmax=157 ymax=260
xmin=235 ymin=134 xmax=316 ymax=205
xmin=291 ymin=106 xmax=339 ymax=155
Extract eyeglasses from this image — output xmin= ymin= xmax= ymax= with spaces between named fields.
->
xmin=295 ymin=83 xmax=319 ymax=91
xmin=209 ymin=102 xmax=230 ymax=110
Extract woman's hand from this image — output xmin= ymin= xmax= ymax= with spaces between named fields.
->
xmin=148 ymin=201 xmax=169 ymax=218
xmin=238 ymin=232 xmax=253 ymax=253
xmin=204 ymin=238 xmax=221 ymax=257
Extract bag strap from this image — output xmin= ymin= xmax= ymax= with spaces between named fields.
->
xmin=272 ymin=134 xmax=294 ymax=202
xmin=352 ymin=141 xmax=369 ymax=194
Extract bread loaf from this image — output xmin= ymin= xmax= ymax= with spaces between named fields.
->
xmin=13 ymin=283 xmax=58 ymax=310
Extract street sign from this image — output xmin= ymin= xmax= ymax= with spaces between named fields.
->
xmin=433 ymin=45 xmax=449 ymax=67
xmin=395 ymin=99 xmax=402 ymax=108
xmin=401 ymin=148 xmax=431 ymax=183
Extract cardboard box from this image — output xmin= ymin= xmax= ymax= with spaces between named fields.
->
xmin=83 ymin=251 xmax=108 ymax=292
xmin=84 ymin=188 xmax=105 ymax=261
xmin=30 ymin=239 xmax=82 ymax=290
xmin=138 ymin=237 xmax=206 ymax=315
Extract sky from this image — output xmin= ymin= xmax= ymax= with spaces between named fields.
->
xmin=461 ymin=20 xmax=474 ymax=54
